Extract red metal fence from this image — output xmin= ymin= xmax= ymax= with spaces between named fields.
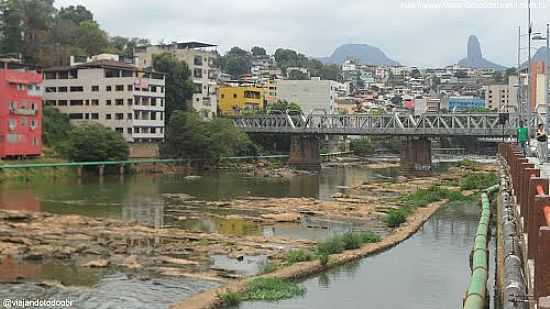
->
xmin=498 ymin=143 xmax=550 ymax=306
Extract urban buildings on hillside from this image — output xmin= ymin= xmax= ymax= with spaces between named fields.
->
xmin=276 ymin=79 xmax=343 ymax=114
xmin=134 ymin=42 xmax=219 ymax=119
xmin=0 ymin=58 xmax=43 ymax=159
xmin=483 ymin=76 xmax=519 ymax=112
xmin=218 ymin=86 xmax=265 ymax=116
xmin=43 ymin=54 xmax=165 ymax=143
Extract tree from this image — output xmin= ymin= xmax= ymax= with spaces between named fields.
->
xmin=320 ymin=64 xmax=341 ymax=81
xmin=268 ymin=100 xmax=302 ymax=114
xmin=152 ymin=53 xmax=194 ymax=120
xmin=251 ymin=46 xmax=266 ymax=57
xmin=161 ymin=111 xmax=257 ymax=163
xmin=288 ymin=69 xmax=309 ymax=80
xmin=0 ymin=0 xmax=24 ymax=55
xmin=62 ymin=124 xmax=129 ymax=162
xmin=75 ymin=20 xmax=110 ymax=55
xmin=42 ymin=107 xmax=72 ymax=147
xmin=221 ymin=47 xmax=252 ymax=79
xmin=58 ymin=5 xmax=93 ymax=24
xmin=110 ymin=36 xmax=149 ymax=57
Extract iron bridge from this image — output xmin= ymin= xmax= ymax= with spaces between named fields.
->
xmin=233 ymin=112 xmax=542 ymax=137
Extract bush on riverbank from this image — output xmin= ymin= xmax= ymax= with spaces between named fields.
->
xmin=384 ymin=208 xmax=411 ymax=228
xmin=316 ymin=232 xmax=381 ymax=256
xmin=219 ymin=291 xmax=242 ymax=306
xmin=61 ymin=124 xmax=129 ymax=162
xmin=350 ymin=138 xmax=375 ymax=156
xmin=243 ymin=278 xmax=306 ymax=301
xmin=460 ymin=172 xmax=498 ymax=190
xmin=285 ymin=249 xmax=314 ymax=265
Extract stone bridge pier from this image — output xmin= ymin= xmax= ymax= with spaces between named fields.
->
xmin=400 ymin=137 xmax=432 ymax=175
xmin=288 ymin=135 xmax=322 ymax=171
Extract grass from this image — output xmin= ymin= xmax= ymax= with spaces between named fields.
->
xmin=459 ymin=172 xmax=498 ymax=190
xmin=384 ymin=208 xmax=410 ymax=228
xmin=316 ymin=232 xmax=381 ymax=256
xmin=285 ymin=249 xmax=314 ymax=265
xmin=243 ymin=278 xmax=305 ymax=301
xmin=219 ymin=291 xmax=242 ymax=307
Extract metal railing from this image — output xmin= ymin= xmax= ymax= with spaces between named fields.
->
xmin=234 ymin=112 xmax=544 ymax=137
xmin=498 ymin=143 xmax=550 ymax=306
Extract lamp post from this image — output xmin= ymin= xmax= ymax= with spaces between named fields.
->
xmin=532 ymin=28 xmax=550 ymax=131
xmin=528 ymin=0 xmax=532 ymax=136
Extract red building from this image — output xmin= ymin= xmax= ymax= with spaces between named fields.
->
xmin=0 ymin=59 xmax=43 ymax=159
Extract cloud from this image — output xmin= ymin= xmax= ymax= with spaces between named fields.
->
xmin=54 ymin=0 xmax=550 ymax=67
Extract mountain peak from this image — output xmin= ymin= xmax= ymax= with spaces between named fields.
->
xmin=320 ymin=43 xmax=400 ymax=66
xmin=467 ymin=35 xmax=482 ymax=60
xmin=458 ymin=35 xmax=504 ymax=70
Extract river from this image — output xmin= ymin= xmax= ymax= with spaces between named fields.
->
xmin=0 ymin=162 xmax=489 ymax=308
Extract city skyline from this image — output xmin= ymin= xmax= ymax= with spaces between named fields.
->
xmin=54 ymin=0 xmax=550 ymax=68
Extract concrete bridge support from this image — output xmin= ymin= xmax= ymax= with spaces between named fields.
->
xmin=400 ymin=137 xmax=432 ymax=175
xmin=288 ymin=135 xmax=321 ymax=171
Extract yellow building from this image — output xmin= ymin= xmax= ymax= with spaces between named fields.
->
xmin=218 ymin=86 xmax=266 ymax=116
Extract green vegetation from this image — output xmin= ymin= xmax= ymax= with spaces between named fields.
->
xmin=316 ymin=232 xmax=381 ymax=256
xmin=152 ymin=53 xmax=195 ymax=120
xmin=0 ymin=1 xmax=148 ymax=67
xmin=285 ymin=249 xmax=314 ymax=265
xmin=219 ymin=290 xmax=242 ymax=307
xmin=243 ymin=278 xmax=305 ymax=301
xmin=350 ymin=138 xmax=375 ymax=156
xmin=267 ymin=100 xmax=302 ymax=114
xmin=384 ymin=208 xmax=410 ymax=228
xmin=221 ymin=46 xmax=253 ymax=79
xmin=401 ymin=186 xmax=470 ymax=208
xmin=162 ymin=111 xmax=258 ymax=163
xmin=460 ymin=172 xmax=498 ymax=190
xmin=42 ymin=107 xmax=73 ymax=153
xmin=61 ymin=124 xmax=129 ymax=162
xmin=319 ymin=254 xmax=329 ymax=266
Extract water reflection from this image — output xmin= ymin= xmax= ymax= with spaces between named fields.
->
xmin=239 ymin=203 xmax=481 ymax=309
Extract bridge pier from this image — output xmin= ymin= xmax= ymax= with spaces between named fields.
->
xmin=400 ymin=137 xmax=432 ymax=176
xmin=288 ymin=135 xmax=321 ymax=171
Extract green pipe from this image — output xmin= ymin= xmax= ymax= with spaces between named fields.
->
xmin=464 ymin=188 xmax=498 ymax=309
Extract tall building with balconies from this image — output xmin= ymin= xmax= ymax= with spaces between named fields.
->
xmin=42 ymin=54 xmax=165 ymax=143
xmin=134 ymin=42 xmax=219 ymax=119
xmin=0 ymin=58 xmax=43 ymax=159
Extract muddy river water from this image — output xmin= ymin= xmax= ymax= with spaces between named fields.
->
xmin=0 ymin=163 xmax=488 ymax=308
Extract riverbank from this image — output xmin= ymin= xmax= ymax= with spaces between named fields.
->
xmin=0 ymin=159 xmax=496 ymax=308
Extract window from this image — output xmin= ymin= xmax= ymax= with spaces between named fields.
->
xmin=194 ymin=56 xmax=203 ymax=66
xmin=116 ymin=99 xmax=124 ymax=106
xmin=6 ymin=133 xmax=18 ymax=143
xmin=85 ymin=113 xmax=90 ymax=120
xmin=69 ymin=113 xmax=84 ymax=120
xmin=127 ymin=113 xmax=133 ymax=120
xmin=92 ymin=100 xmax=99 ymax=106
xmin=115 ymin=128 xmax=124 ymax=134
xmin=70 ymin=86 xmax=84 ymax=92
xmin=45 ymin=100 xmax=56 ymax=106
xmin=45 ymin=72 xmax=56 ymax=80
xmin=31 ymin=103 xmax=36 ymax=111
xmin=8 ymin=119 xmax=16 ymax=129
xmin=115 ymin=113 xmax=124 ymax=120
xmin=151 ymin=128 xmax=156 ymax=134
xmin=46 ymin=87 xmax=57 ymax=93
xmin=116 ymin=85 xmax=124 ymax=91
xmin=127 ymin=128 xmax=133 ymax=134
xmin=32 ymin=137 xmax=38 ymax=146
xmin=127 ymin=99 xmax=133 ymax=106
xmin=106 ymin=85 xmax=112 ymax=91
xmin=58 ymin=87 xmax=68 ymax=92
xmin=91 ymin=113 xmax=99 ymax=120
xmin=70 ymin=100 xmax=83 ymax=106
xmin=58 ymin=100 xmax=68 ymax=106
xmin=221 ymin=94 xmax=225 ymax=99
xmin=127 ymin=84 xmax=133 ymax=91
xmin=151 ymin=112 xmax=157 ymax=120
xmin=92 ymin=85 xmax=99 ymax=92
xmin=233 ymin=94 xmax=237 ymax=99
xmin=106 ymin=114 xmax=112 ymax=120
xmin=106 ymin=100 xmax=112 ymax=105
xmin=194 ymin=68 xmax=203 ymax=78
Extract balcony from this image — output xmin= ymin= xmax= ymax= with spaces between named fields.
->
xmin=10 ymin=108 xmax=36 ymax=116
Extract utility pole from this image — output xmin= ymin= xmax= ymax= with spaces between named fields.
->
xmin=518 ymin=26 xmax=522 ymax=115
xmin=546 ymin=23 xmax=550 ymax=136
xmin=527 ymin=0 xmax=532 ymax=139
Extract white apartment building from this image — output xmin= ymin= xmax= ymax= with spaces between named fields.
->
xmin=276 ymin=79 xmax=343 ymax=114
xmin=43 ymin=55 xmax=165 ymax=143
xmin=134 ymin=42 xmax=219 ymax=119
xmin=484 ymin=76 xmax=519 ymax=112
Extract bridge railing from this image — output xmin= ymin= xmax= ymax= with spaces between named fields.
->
xmin=498 ymin=143 xmax=550 ymax=306
xmin=234 ymin=112 xmax=543 ymax=136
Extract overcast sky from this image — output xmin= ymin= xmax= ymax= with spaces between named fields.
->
xmin=55 ymin=0 xmax=550 ymax=68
